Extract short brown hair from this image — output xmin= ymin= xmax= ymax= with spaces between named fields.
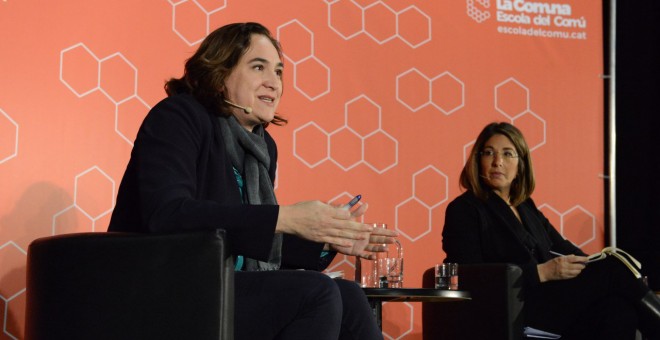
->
xmin=165 ymin=22 xmax=287 ymax=126
xmin=459 ymin=122 xmax=535 ymax=206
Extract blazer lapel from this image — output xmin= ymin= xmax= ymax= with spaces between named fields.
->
xmin=483 ymin=195 xmax=536 ymax=258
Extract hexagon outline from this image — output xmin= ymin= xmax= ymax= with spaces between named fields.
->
xmin=328 ymin=127 xmax=364 ymax=171
xmin=394 ymin=196 xmax=432 ymax=242
xmin=538 ymin=203 xmax=562 ymax=231
xmin=397 ymin=5 xmax=433 ymax=49
xmin=2 ymin=287 xmax=26 ymax=304
xmin=363 ymin=1 xmax=398 ymax=44
xmin=538 ymin=203 xmax=597 ymax=248
xmin=381 ymin=301 xmax=414 ymax=339
xmin=345 ymin=94 xmax=382 ymax=135
xmin=193 ymin=0 xmax=227 ymax=14
xmin=396 ymin=68 xmax=431 ymax=112
xmin=325 ymin=254 xmax=355 ymax=273
xmin=0 ymin=241 xmax=27 ymax=256
xmin=0 ymin=108 xmax=19 ymax=164
xmin=292 ymin=55 xmax=331 ymax=101
xmin=412 ymin=165 xmax=448 ymax=208
xmin=326 ymin=0 xmax=365 ymax=40
xmin=512 ymin=110 xmax=547 ymax=151
xmin=494 ymin=77 xmax=530 ymax=119
xmin=171 ymin=0 xmax=211 ymax=46
xmin=326 ymin=0 xmax=432 ymax=48
xmin=291 ymin=94 xmax=398 ymax=172
xmin=293 ymin=121 xmax=330 ymax=168
xmin=430 ymin=71 xmax=465 ymax=115
xmin=2 ymin=287 xmax=26 ymax=339
xmin=59 ymin=43 xmax=100 ymax=97
xmin=363 ymin=129 xmax=399 ymax=174
xmin=277 ymin=19 xmax=315 ymax=63
xmin=60 ymin=44 xmax=151 ymax=150
xmin=73 ymin=166 xmax=116 ymax=221
xmin=0 ymin=242 xmax=26 ymax=310
xmin=561 ymin=205 xmax=597 ymax=248
xmin=98 ymin=52 xmax=139 ymax=104
xmin=51 ymin=205 xmax=86 ymax=235
xmin=115 ymin=95 xmax=151 ymax=146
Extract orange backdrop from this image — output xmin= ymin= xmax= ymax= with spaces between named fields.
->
xmin=0 ymin=0 xmax=603 ymax=338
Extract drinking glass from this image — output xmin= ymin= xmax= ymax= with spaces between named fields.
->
xmin=435 ymin=263 xmax=459 ymax=290
xmin=377 ymin=257 xmax=403 ymax=288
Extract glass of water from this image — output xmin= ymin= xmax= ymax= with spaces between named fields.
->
xmin=377 ymin=257 xmax=403 ymax=288
xmin=435 ymin=263 xmax=458 ymax=290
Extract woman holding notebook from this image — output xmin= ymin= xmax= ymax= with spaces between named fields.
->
xmin=442 ymin=122 xmax=660 ymax=340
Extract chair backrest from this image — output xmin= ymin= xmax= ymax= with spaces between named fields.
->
xmin=25 ymin=230 xmax=234 ymax=340
xmin=422 ymin=263 xmax=525 ymax=340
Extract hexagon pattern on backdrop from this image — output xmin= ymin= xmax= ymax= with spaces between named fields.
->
xmin=0 ymin=1 xmax=604 ymax=338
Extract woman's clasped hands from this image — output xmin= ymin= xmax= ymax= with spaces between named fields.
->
xmin=277 ymin=200 xmax=398 ymax=259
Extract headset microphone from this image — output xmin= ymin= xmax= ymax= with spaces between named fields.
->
xmin=224 ymin=100 xmax=253 ymax=114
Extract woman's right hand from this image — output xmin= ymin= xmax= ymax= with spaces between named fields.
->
xmin=276 ymin=201 xmax=375 ymax=247
xmin=537 ymin=254 xmax=588 ymax=282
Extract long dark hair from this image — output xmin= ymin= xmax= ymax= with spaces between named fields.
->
xmin=459 ymin=122 xmax=535 ymax=206
xmin=165 ymin=22 xmax=287 ymax=126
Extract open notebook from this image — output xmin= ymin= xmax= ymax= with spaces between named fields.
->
xmin=587 ymin=247 xmax=642 ymax=278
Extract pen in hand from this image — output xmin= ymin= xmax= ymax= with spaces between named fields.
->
xmin=549 ymin=250 xmax=587 ymax=265
xmin=549 ymin=250 xmax=565 ymax=257
xmin=343 ymin=194 xmax=362 ymax=209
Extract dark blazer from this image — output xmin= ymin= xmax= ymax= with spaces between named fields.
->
xmin=442 ymin=190 xmax=585 ymax=290
xmin=109 ymin=93 xmax=327 ymax=270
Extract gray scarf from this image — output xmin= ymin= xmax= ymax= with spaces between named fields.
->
xmin=218 ymin=115 xmax=281 ymax=271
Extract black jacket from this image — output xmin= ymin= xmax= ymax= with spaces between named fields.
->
xmin=442 ymin=190 xmax=585 ymax=290
xmin=109 ymin=93 xmax=328 ymax=269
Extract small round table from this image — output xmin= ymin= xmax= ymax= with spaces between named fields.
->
xmin=362 ymin=288 xmax=471 ymax=330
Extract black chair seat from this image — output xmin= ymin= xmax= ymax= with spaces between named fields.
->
xmin=422 ymin=263 xmax=525 ymax=340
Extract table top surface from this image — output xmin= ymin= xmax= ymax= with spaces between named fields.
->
xmin=362 ymin=287 xmax=471 ymax=302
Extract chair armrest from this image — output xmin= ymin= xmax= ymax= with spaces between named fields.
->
xmin=25 ymin=230 xmax=234 ymax=340
xmin=422 ymin=263 xmax=525 ymax=340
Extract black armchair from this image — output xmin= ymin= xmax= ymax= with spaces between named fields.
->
xmin=422 ymin=263 xmax=525 ymax=340
xmin=25 ymin=230 xmax=234 ymax=340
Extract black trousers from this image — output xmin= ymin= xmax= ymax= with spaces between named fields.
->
xmin=234 ymin=270 xmax=382 ymax=340
xmin=525 ymin=257 xmax=647 ymax=340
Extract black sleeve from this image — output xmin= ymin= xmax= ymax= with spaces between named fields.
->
xmin=442 ymin=196 xmax=486 ymax=263
xmin=110 ymin=95 xmax=277 ymax=261
xmin=443 ymin=194 xmax=546 ymax=290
